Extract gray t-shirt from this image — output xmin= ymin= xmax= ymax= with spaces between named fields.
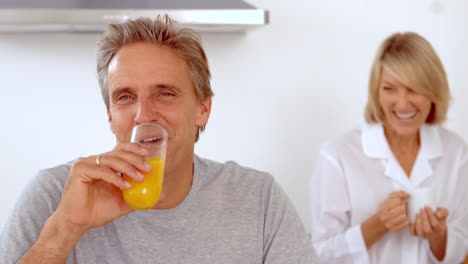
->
xmin=0 ymin=155 xmax=317 ymax=263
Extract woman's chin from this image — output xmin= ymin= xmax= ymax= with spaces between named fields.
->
xmin=387 ymin=124 xmax=421 ymax=138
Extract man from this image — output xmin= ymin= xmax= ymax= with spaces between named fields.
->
xmin=0 ymin=15 xmax=317 ymax=264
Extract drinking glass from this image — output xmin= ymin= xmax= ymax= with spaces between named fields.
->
xmin=122 ymin=123 xmax=168 ymax=210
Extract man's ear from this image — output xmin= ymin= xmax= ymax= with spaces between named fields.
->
xmin=195 ymin=96 xmax=212 ymax=127
xmin=108 ymin=109 xmax=115 ymax=134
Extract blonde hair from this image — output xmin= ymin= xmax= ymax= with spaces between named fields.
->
xmin=96 ymin=15 xmax=213 ymax=141
xmin=364 ymin=32 xmax=450 ymax=124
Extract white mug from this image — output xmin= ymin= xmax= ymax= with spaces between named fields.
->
xmin=407 ymin=188 xmax=435 ymax=222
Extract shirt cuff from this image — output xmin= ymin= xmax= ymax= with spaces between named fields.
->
xmin=345 ymin=224 xmax=369 ymax=263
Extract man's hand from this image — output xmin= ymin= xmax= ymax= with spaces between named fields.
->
xmin=19 ymin=142 xmax=152 ymax=263
xmin=377 ymin=191 xmax=411 ymax=233
xmin=54 ymin=142 xmax=151 ymax=232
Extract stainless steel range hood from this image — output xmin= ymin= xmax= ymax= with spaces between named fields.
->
xmin=0 ymin=0 xmax=269 ymax=33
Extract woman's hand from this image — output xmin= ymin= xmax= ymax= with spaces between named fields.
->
xmin=377 ymin=191 xmax=411 ymax=232
xmin=410 ymin=207 xmax=448 ymax=239
xmin=410 ymin=207 xmax=448 ymax=260
xmin=362 ymin=191 xmax=410 ymax=249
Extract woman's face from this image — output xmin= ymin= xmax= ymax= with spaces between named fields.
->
xmin=378 ymin=70 xmax=432 ymax=138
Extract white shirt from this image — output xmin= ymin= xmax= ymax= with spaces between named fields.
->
xmin=309 ymin=123 xmax=468 ymax=264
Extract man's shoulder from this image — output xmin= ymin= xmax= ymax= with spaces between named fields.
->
xmin=35 ymin=159 xmax=78 ymax=187
xmin=195 ymin=155 xmax=274 ymax=189
xmin=20 ymin=158 xmax=78 ymax=203
xmin=196 ymin=155 xmax=273 ymax=178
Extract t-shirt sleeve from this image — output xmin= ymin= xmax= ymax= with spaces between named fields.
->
xmin=0 ymin=169 xmax=65 ymax=264
xmin=262 ymin=175 xmax=319 ymax=264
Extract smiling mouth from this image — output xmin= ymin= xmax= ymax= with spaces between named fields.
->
xmin=394 ymin=111 xmax=417 ymax=120
xmin=139 ymin=137 xmax=163 ymax=145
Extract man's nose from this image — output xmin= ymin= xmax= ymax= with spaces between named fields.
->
xmin=134 ymin=98 xmax=158 ymax=124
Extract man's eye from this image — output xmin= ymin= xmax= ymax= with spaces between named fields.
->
xmin=383 ymin=86 xmax=393 ymax=91
xmin=118 ymin=95 xmax=133 ymax=101
xmin=160 ymin=92 xmax=174 ymax=97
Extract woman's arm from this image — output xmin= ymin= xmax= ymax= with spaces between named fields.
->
xmin=310 ymin=150 xmax=369 ymax=263
xmin=410 ymin=149 xmax=468 ymax=263
xmin=362 ymin=191 xmax=410 ymax=248
xmin=310 ymin=149 xmax=410 ymax=262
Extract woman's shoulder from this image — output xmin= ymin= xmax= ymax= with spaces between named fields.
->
xmin=436 ymin=126 xmax=468 ymax=153
xmin=319 ymin=126 xmax=363 ymax=156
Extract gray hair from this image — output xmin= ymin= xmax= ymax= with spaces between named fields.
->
xmin=96 ymin=15 xmax=213 ymax=141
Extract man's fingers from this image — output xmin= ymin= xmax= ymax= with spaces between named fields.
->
xmin=98 ymin=155 xmax=146 ymax=182
xmin=98 ymin=167 xmax=133 ymax=190
xmin=89 ymin=145 xmax=153 ymax=182
xmin=77 ymin=163 xmax=132 ymax=190
xmin=75 ymin=161 xmax=128 ymax=188
xmin=113 ymin=151 xmax=152 ymax=173
xmin=70 ymin=144 xmax=152 ymax=189
xmin=113 ymin=142 xmax=149 ymax=157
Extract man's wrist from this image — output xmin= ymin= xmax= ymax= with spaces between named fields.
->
xmin=39 ymin=213 xmax=86 ymax=253
xmin=18 ymin=214 xmax=86 ymax=264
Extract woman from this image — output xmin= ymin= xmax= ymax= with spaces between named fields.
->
xmin=309 ymin=32 xmax=468 ymax=263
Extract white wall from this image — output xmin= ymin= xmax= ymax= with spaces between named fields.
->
xmin=1 ymin=0 xmax=468 ymax=234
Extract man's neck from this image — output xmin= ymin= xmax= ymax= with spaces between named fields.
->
xmin=152 ymin=156 xmax=194 ymax=210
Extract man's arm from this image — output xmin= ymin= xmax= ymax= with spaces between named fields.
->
xmin=262 ymin=178 xmax=319 ymax=264
xmin=19 ymin=214 xmax=85 ymax=264
xmin=0 ymin=166 xmax=70 ymax=264
xmin=0 ymin=142 xmax=150 ymax=263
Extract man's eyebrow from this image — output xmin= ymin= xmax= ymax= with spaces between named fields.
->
xmin=111 ymin=87 xmax=132 ymax=99
xmin=153 ymin=83 xmax=178 ymax=89
xmin=152 ymin=84 xmax=182 ymax=93
xmin=110 ymin=84 xmax=182 ymax=98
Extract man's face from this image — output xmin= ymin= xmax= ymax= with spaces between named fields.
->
xmin=107 ymin=42 xmax=211 ymax=175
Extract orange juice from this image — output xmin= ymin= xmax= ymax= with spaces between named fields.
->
xmin=122 ymin=157 xmax=165 ymax=210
